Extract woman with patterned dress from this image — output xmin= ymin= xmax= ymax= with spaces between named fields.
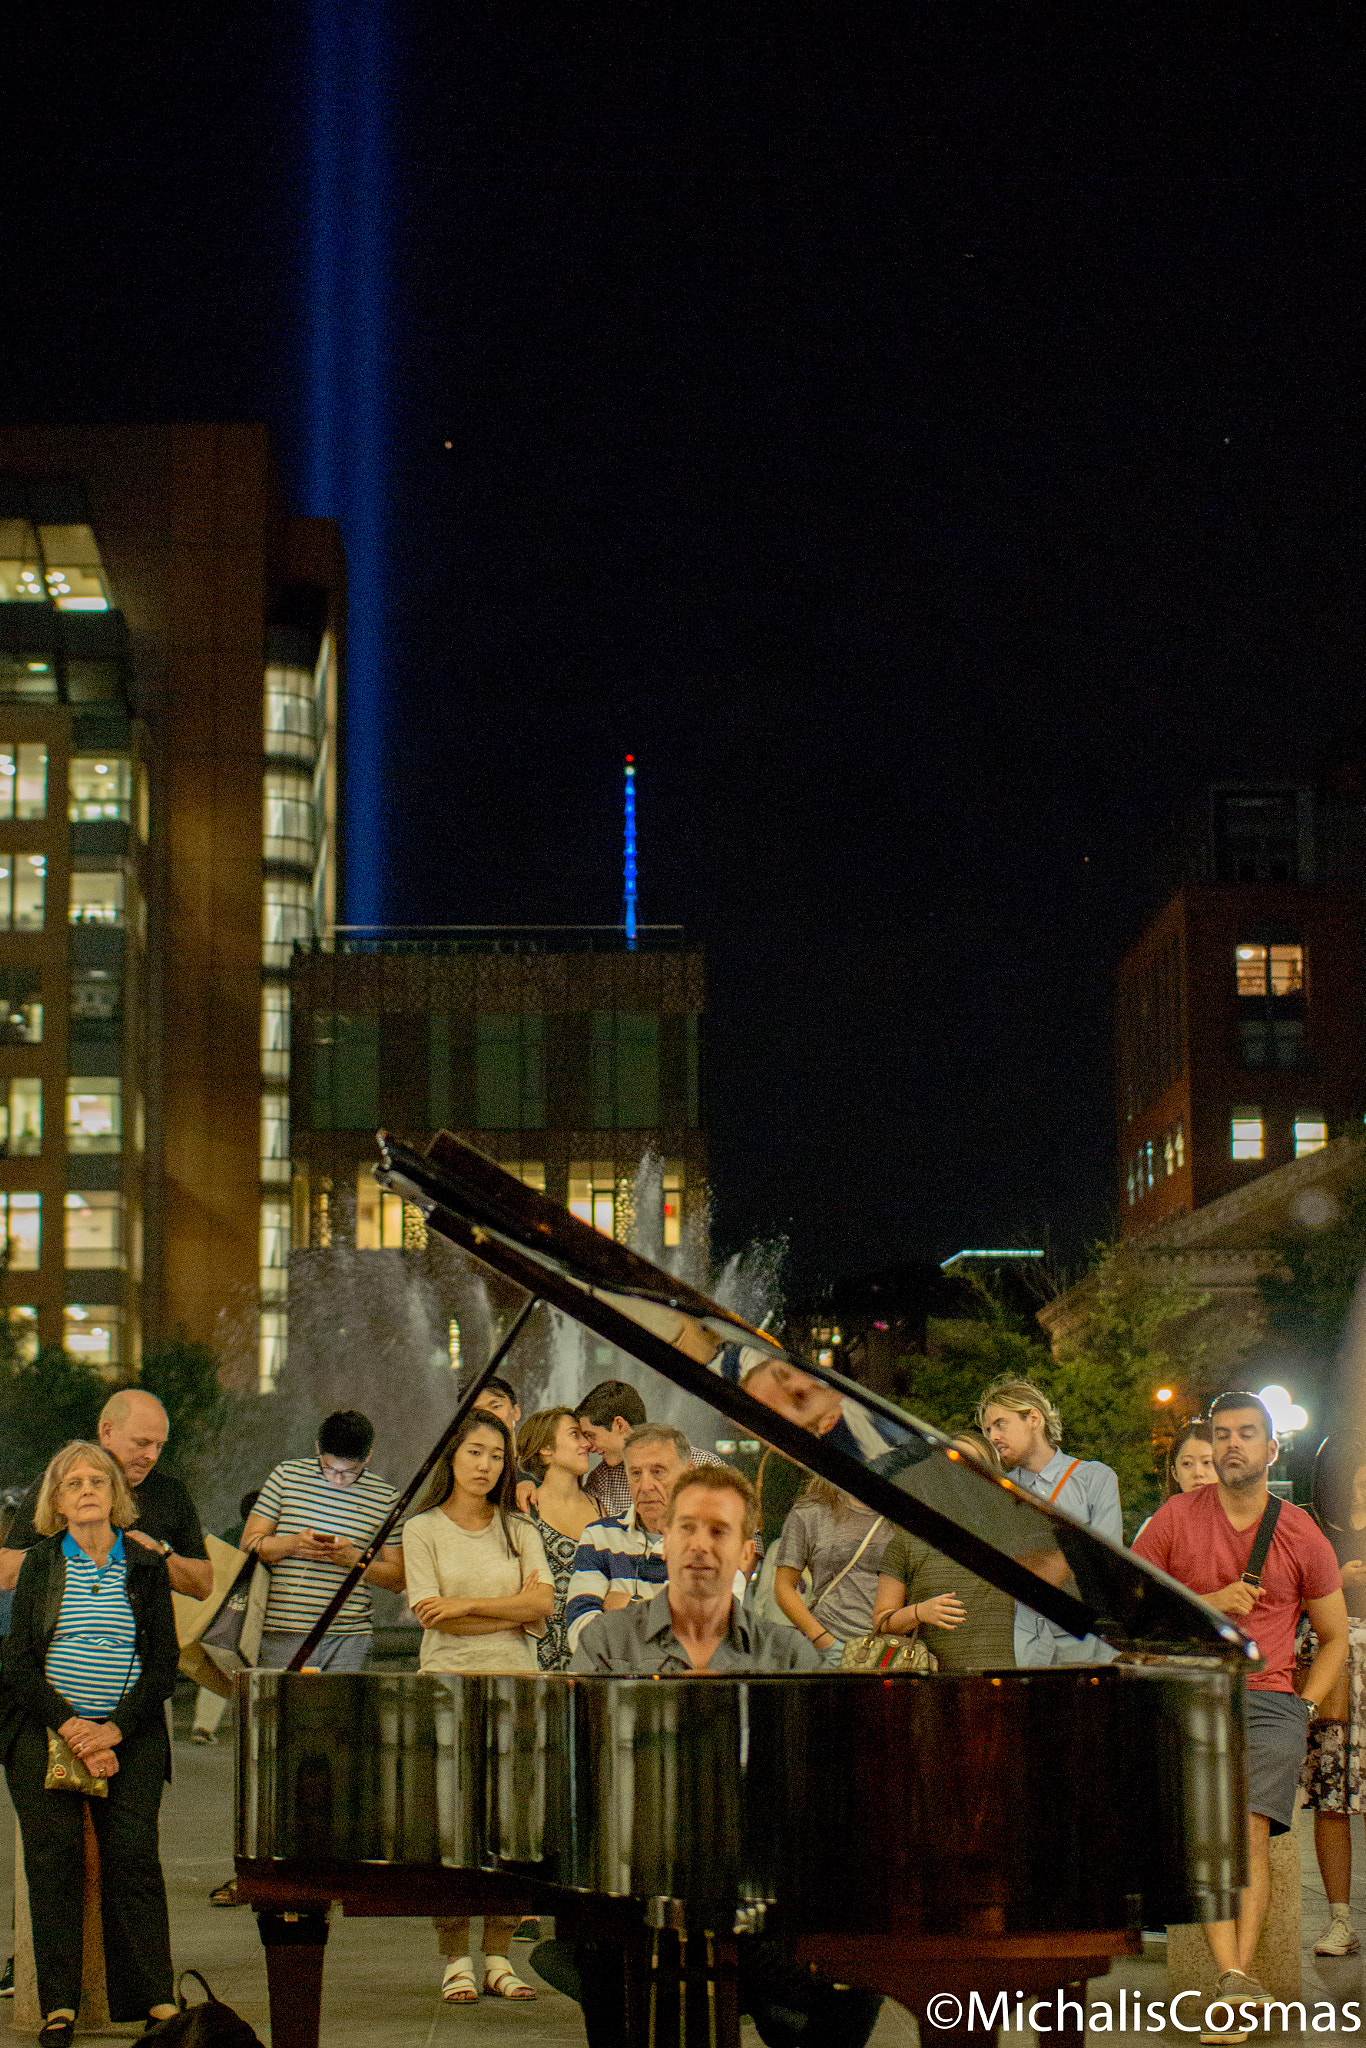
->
xmin=1303 ymin=1452 xmax=1366 ymax=1957
xmin=516 ymin=1408 xmax=596 ymax=1670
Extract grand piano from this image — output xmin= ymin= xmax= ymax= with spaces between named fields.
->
xmin=235 ymin=1134 xmax=1255 ymax=2048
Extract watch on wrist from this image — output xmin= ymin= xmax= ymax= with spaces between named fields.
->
xmin=159 ymin=1540 xmax=172 ymax=1559
xmin=1305 ymin=1700 xmax=1319 ymax=1722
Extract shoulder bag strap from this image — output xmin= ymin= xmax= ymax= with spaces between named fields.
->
xmin=1241 ymin=1496 xmax=1283 ymax=1588
xmin=814 ymin=1516 xmax=885 ymax=1613
xmin=1046 ymin=1458 xmax=1082 ymax=1506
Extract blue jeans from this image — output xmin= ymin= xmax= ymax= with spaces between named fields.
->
xmin=256 ymin=1629 xmax=370 ymax=1672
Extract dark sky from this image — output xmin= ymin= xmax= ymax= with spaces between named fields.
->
xmin=3 ymin=9 xmax=1363 ymax=1289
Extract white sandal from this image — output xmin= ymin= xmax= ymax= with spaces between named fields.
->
xmin=441 ymin=1957 xmax=479 ymax=2004
xmin=484 ymin=1955 xmax=536 ymax=2000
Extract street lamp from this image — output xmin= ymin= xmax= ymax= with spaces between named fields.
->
xmin=1155 ymin=1387 xmax=1174 ymax=1405
xmin=1258 ymin=1384 xmax=1309 ymax=1436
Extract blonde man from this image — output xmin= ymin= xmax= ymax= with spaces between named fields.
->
xmin=977 ymin=1376 xmax=1121 ymax=1667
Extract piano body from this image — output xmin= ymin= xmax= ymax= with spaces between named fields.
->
xmin=235 ymin=1135 xmax=1256 ymax=2048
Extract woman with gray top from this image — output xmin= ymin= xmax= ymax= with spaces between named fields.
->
xmin=772 ymin=1478 xmax=890 ymax=1663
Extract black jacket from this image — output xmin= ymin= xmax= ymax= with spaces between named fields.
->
xmin=0 ymin=1532 xmax=180 ymax=1775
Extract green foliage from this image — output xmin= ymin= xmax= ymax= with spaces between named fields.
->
xmin=896 ymin=1292 xmax=1051 ymax=1437
xmin=0 ymin=1343 xmax=105 ymax=1488
xmin=135 ymin=1338 xmax=228 ymax=1479
xmin=1049 ymin=1244 xmax=1211 ymax=1522
xmin=1257 ymin=1165 xmax=1366 ymax=1361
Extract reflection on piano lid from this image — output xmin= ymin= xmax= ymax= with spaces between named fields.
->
xmin=376 ymin=1130 xmax=1254 ymax=1664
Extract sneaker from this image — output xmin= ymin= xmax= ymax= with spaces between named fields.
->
xmin=0 ymin=1956 xmax=13 ymax=1996
xmin=1215 ymin=1969 xmax=1270 ymax=2007
xmin=190 ymin=1729 xmax=216 ymax=1745
xmin=513 ymin=1918 xmax=541 ymax=1943
xmin=1316 ymin=1915 xmax=1360 ymax=1957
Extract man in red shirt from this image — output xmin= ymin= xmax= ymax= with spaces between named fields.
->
xmin=1134 ymin=1391 xmax=1348 ymax=2009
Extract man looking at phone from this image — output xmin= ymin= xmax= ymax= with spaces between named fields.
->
xmin=241 ymin=1409 xmax=405 ymax=1672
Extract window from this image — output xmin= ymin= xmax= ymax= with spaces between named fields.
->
xmin=261 ymin=986 xmax=290 ymax=1079
xmin=1174 ymin=1119 xmax=1185 ymax=1170
xmin=70 ymin=869 xmax=122 ymax=927
xmin=1239 ymin=1017 xmax=1305 ymax=1069
xmin=569 ymin=1162 xmax=620 ymax=1239
xmin=263 ymin=876 xmax=311 ymax=967
xmin=68 ymin=756 xmax=131 ymax=824
xmin=0 ymin=1077 xmax=41 ymax=1157
xmin=592 ymin=1012 xmax=660 ymax=1129
xmin=1295 ymin=1118 xmax=1328 ymax=1159
xmin=1125 ymin=1158 xmax=1136 ymax=1207
xmin=1163 ymin=1130 xmax=1175 ymax=1177
xmin=356 ymin=1167 xmax=404 ymax=1248
xmin=0 ymin=852 xmax=46 ymax=930
xmin=67 ymin=1078 xmax=120 ymax=1152
xmin=0 ymin=1192 xmax=39 ymax=1270
xmin=65 ymin=1191 xmax=124 ymax=1269
xmin=71 ymin=968 xmax=120 ymax=1023
xmin=310 ymin=1012 xmax=379 ymax=1128
xmin=36 ymin=525 xmax=111 ymax=611
xmin=664 ymin=1165 xmax=683 ymax=1248
xmin=264 ymin=769 xmax=315 ymax=865
xmin=0 ymin=744 xmax=47 ymax=820
xmin=1231 ymin=1112 xmax=1264 ymax=1162
xmin=259 ymin=1310 xmax=288 ymax=1394
xmin=260 ymin=1198 xmax=290 ymax=1297
xmin=475 ymin=1013 xmax=545 ymax=1129
xmin=264 ymin=666 xmax=316 ymax=760
xmin=0 ymin=968 xmax=41 ymax=1043
xmin=1235 ymin=942 xmax=1304 ymax=998
xmin=65 ymin=1307 xmax=121 ymax=1369
xmin=499 ymin=1161 xmax=546 ymax=1192
xmin=261 ymin=1092 xmax=290 ymax=1183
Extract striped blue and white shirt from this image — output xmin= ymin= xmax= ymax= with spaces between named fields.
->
xmin=46 ymin=1531 xmax=141 ymax=1717
xmin=255 ymin=1458 xmax=401 ymax=1637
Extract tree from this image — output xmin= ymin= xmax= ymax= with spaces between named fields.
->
xmin=135 ymin=1338 xmax=228 ymax=1480
xmin=896 ymin=1281 xmax=1053 ymax=1436
xmin=0 ymin=1344 xmax=105 ymax=1489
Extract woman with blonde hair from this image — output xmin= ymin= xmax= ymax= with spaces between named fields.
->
xmin=402 ymin=1406 xmax=553 ymax=2007
xmin=516 ymin=1407 xmax=595 ymax=1671
xmin=0 ymin=1441 xmax=179 ymax=2045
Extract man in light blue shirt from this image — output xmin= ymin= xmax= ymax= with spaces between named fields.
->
xmin=978 ymin=1377 xmax=1122 ymax=1667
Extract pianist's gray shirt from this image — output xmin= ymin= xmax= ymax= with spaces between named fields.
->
xmin=570 ymin=1587 xmax=822 ymax=1675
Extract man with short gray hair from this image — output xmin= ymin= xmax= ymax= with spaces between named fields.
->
xmin=564 ymin=1424 xmax=696 ymax=1653
xmin=0 ymin=1388 xmax=211 ymax=1599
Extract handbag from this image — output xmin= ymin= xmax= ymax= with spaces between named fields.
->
xmin=143 ymin=1969 xmax=265 ymax=2045
xmin=45 ymin=1729 xmax=109 ymax=1797
xmin=840 ymin=1632 xmax=937 ymax=1674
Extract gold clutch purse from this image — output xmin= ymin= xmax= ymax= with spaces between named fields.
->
xmin=45 ymin=1730 xmax=109 ymax=1797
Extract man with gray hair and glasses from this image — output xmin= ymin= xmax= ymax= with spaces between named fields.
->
xmin=978 ymin=1375 xmax=1121 ymax=1667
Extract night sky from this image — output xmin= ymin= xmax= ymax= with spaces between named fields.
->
xmin=3 ymin=10 xmax=1362 ymax=1289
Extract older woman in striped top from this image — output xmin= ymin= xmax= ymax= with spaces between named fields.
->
xmin=0 ymin=1441 xmax=180 ymax=2046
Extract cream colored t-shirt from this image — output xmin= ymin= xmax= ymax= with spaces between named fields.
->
xmin=402 ymin=1506 xmax=550 ymax=1674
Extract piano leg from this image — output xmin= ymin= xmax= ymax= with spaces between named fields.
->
xmin=255 ymin=1908 xmax=330 ymax=2048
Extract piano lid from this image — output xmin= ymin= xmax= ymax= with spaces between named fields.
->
xmin=377 ymin=1131 xmax=1253 ymax=1662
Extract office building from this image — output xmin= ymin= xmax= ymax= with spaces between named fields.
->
xmin=0 ymin=426 xmax=342 ymax=1386
xmin=1117 ymin=785 xmax=1366 ymax=1237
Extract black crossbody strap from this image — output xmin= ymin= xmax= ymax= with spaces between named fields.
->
xmin=1241 ymin=1496 xmax=1283 ymax=1588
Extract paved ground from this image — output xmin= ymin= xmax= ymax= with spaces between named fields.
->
xmin=0 ymin=1685 xmax=1363 ymax=2042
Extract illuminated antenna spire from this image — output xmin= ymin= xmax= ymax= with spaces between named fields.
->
xmin=623 ymin=754 xmax=638 ymax=951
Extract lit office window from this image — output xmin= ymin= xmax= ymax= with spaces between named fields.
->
xmin=1231 ymin=1113 xmax=1264 ymax=1161
xmin=260 ymin=1199 xmax=290 ymax=1296
xmin=67 ymin=1078 xmax=120 ymax=1151
xmin=264 ymin=770 xmax=315 ymax=865
xmin=261 ymin=986 xmax=290 ymax=1078
xmin=70 ymin=869 xmax=122 ymax=926
xmin=68 ymin=756 xmax=132 ymax=823
xmin=264 ymin=666 xmax=316 ymax=759
xmin=261 ymin=1092 xmax=290 ymax=1183
xmin=1235 ymin=941 xmax=1303 ymax=997
xmin=664 ymin=1165 xmax=683 ymax=1248
xmin=356 ymin=1167 xmax=405 ymax=1248
xmin=7 ymin=1306 xmax=37 ymax=1361
xmin=65 ymin=1307 xmax=121 ymax=1368
xmin=259 ymin=1310 xmax=288 ymax=1393
xmin=0 ymin=969 xmax=41 ymax=1043
xmin=1295 ymin=1118 xmax=1328 ymax=1159
xmin=1270 ymin=945 xmax=1304 ymax=995
xmin=263 ymin=877 xmax=311 ymax=968
xmin=36 ymin=525 xmax=111 ymax=611
xmin=0 ymin=744 xmax=48 ymax=820
xmin=0 ymin=1077 xmax=41 ymax=1157
xmin=0 ymin=853 xmax=46 ymax=930
xmin=71 ymin=968 xmax=120 ymax=1022
xmin=1174 ymin=1119 xmax=1185 ymax=1170
xmin=0 ymin=1192 xmax=39 ymax=1270
xmin=569 ymin=1163 xmax=617 ymax=1238
xmin=65 ymin=1191 xmax=125 ymax=1269
xmin=1162 ymin=1130 xmax=1175 ymax=1177
xmin=1235 ymin=944 xmax=1267 ymax=996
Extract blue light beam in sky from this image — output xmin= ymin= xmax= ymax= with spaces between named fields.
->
xmin=623 ymin=755 xmax=638 ymax=950
xmin=306 ymin=0 xmax=391 ymax=927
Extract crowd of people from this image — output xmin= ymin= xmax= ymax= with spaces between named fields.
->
xmin=0 ymin=1365 xmax=1363 ymax=2042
